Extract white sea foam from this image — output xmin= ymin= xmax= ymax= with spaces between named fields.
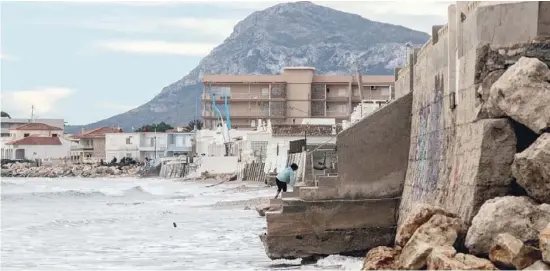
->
xmin=1 ymin=177 xmax=362 ymax=270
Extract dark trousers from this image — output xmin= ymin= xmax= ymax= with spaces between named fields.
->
xmin=275 ymin=178 xmax=287 ymax=192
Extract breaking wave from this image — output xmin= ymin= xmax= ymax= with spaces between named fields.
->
xmin=2 ymin=186 xmax=155 ymax=201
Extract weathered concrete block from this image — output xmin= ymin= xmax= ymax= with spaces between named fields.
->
xmin=336 ymin=92 xmax=412 ymax=199
xmin=465 ymin=196 xmax=550 ymax=255
xmin=486 ymin=57 xmax=550 ymax=133
xmin=400 ymin=119 xmax=516 ymax=226
xmin=261 ymin=198 xmax=399 ymax=259
xmin=513 ymin=133 xmax=550 ymax=204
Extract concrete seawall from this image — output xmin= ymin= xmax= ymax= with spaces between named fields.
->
xmin=260 ymin=93 xmax=413 ymax=259
xmin=260 ymin=1 xmax=550 ymax=261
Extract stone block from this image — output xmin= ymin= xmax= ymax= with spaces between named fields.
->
xmin=489 ymin=233 xmax=542 ymax=269
xmin=513 ymin=133 xmax=550 ymax=204
xmin=362 ymin=246 xmax=400 ymax=270
xmin=465 ymin=196 xmax=550 ymax=255
xmin=487 ymin=57 xmax=550 ymax=133
xmin=541 ymin=223 xmax=550 ymax=264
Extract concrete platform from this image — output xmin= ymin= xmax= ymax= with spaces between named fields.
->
xmin=260 ymin=197 xmax=399 ymax=259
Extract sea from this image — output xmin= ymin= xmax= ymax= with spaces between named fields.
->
xmin=1 ymin=177 xmax=362 ymax=270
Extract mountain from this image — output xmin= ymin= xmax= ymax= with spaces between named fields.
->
xmin=66 ymin=1 xmax=429 ymax=133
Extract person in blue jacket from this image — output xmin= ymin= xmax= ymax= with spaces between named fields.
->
xmin=274 ymin=163 xmax=298 ymax=199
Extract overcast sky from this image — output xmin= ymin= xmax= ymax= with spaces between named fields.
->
xmin=0 ymin=1 xmax=450 ymax=125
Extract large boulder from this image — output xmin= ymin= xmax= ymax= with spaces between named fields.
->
xmin=362 ymin=246 xmax=400 ymax=270
xmin=513 ymin=133 xmax=550 ymax=204
xmin=486 ymin=57 xmax=550 ymax=134
xmin=427 ymin=249 xmax=496 ymax=270
xmin=541 ymin=223 xmax=550 ymax=264
xmin=524 ymin=260 xmax=550 ymax=270
xmin=465 ymin=196 xmax=550 ymax=255
xmin=396 ymin=204 xmax=458 ymax=247
xmin=399 ymin=214 xmax=465 ymax=269
xmin=489 ymin=233 xmax=541 ymax=269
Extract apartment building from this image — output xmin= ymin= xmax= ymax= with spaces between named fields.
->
xmin=105 ymin=131 xmax=194 ymax=161
xmin=202 ymin=67 xmax=395 ymax=129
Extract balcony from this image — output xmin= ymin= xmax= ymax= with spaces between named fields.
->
xmin=202 ymin=93 xmax=284 ymax=102
xmin=167 ymin=144 xmax=192 ymax=152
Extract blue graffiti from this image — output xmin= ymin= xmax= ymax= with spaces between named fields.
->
xmin=411 ymin=74 xmax=444 ymax=202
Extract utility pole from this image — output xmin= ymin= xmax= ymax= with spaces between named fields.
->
xmin=154 ymin=126 xmax=157 ymax=160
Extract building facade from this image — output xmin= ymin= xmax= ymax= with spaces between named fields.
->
xmin=1 ymin=117 xmax=64 ymax=138
xmin=202 ymin=67 xmax=395 ymax=129
xmin=72 ymin=127 xmax=122 ymax=162
xmin=105 ymin=131 xmax=194 ymax=161
xmin=2 ymin=122 xmax=70 ymax=160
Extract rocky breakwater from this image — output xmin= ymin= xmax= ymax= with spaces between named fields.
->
xmin=1 ymin=162 xmax=143 ymax=178
xmin=362 ymin=56 xmax=550 ymax=270
xmin=362 ymin=202 xmax=550 ymax=270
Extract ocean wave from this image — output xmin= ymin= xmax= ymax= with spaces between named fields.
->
xmin=3 ymin=186 xmax=155 ymax=201
xmin=1 ymin=181 xmax=18 ymax=186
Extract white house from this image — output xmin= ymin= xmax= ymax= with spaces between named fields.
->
xmin=2 ymin=122 xmax=71 ymax=160
xmin=105 ymin=132 xmax=140 ymax=161
xmin=105 ymin=131 xmax=195 ymax=161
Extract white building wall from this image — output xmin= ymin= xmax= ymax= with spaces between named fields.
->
xmin=105 ymin=133 xmax=139 ymax=160
xmin=6 ymin=137 xmax=72 ymax=160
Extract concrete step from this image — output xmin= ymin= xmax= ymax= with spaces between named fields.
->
xmin=317 ymin=176 xmax=339 ymax=188
xmin=281 ymin=191 xmax=299 ymax=198
xmin=269 ymin=198 xmax=283 ymax=208
xmin=299 ymin=186 xmax=339 ymax=201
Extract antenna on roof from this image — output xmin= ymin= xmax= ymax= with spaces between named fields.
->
xmin=285 ymin=55 xmax=292 ymax=67
xmin=30 ymin=105 xmax=35 ymax=122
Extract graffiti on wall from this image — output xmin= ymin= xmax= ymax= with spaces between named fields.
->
xmin=411 ymin=73 xmax=445 ymax=202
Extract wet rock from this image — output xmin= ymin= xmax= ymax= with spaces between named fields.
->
xmin=487 ymin=57 xmax=550 ymax=133
xmin=396 ymin=204 xmax=458 ymax=247
xmin=489 ymin=233 xmax=542 ymax=269
xmin=362 ymin=246 xmax=400 ymax=270
xmin=465 ymin=196 xmax=550 ymax=255
xmin=399 ymin=214 xmax=465 ymax=269
xmin=541 ymin=223 xmax=550 ymax=264
xmin=513 ymin=133 xmax=550 ymax=204
xmin=427 ymin=249 xmax=496 ymax=270
xmin=524 ymin=260 xmax=550 ymax=270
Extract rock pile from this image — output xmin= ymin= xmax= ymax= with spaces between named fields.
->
xmin=1 ymin=162 xmax=143 ymax=178
xmin=362 ymin=203 xmax=550 ymax=270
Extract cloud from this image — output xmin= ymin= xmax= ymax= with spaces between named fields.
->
xmin=97 ymin=101 xmax=136 ymax=111
xmin=95 ymin=40 xmax=217 ymax=56
xmin=1 ymin=87 xmax=73 ymax=116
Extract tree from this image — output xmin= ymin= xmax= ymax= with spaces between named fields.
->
xmin=1 ymin=111 xmax=11 ymax=118
xmin=187 ymin=119 xmax=203 ymax=131
xmin=136 ymin=122 xmax=174 ymax=132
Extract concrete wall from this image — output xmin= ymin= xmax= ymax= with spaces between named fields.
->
xmin=336 ymin=92 xmax=413 ymax=199
xmin=397 ymin=1 xmax=548 ymax=225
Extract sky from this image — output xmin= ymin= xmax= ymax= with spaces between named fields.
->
xmin=0 ymin=0 xmax=450 ymax=125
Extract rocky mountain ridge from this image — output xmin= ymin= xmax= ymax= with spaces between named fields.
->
xmin=66 ymin=1 xmax=430 ymax=133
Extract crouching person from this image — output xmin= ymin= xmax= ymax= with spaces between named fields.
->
xmin=274 ymin=163 xmax=298 ymax=199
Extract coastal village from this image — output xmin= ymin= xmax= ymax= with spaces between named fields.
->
xmin=2 ymin=1 xmax=550 ymax=270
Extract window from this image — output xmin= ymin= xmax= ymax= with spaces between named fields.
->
xmin=126 ymin=153 xmax=132 ymax=158
xmin=126 ymin=137 xmax=132 ymax=144
xmin=24 ymin=133 xmax=30 ymax=137
xmin=52 ymin=134 xmax=58 ymax=137
xmin=150 ymin=138 xmax=155 ymax=146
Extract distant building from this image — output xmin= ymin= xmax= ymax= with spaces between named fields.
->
xmin=105 ymin=131 xmax=194 ymax=161
xmin=202 ymin=67 xmax=394 ymax=129
xmin=2 ymin=122 xmax=71 ymax=160
xmin=1 ymin=117 xmax=64 ymax=138
xmin=72 ymin=127 xmax=122 ymax=162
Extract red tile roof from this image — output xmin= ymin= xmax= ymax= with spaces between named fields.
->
xmin=10 ymin=122 xmax=63 ymax=131
xmin=74 ymin=126 xmax=122 ymax=138
xmin=7 ymin=136 xmax=62 ymax=145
